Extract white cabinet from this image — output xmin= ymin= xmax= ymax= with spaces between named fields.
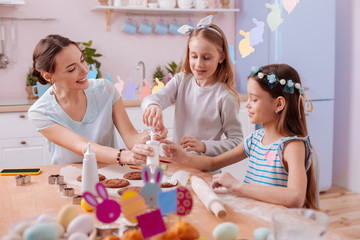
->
xmin=0 ymin=112 xmax=51 ymax=168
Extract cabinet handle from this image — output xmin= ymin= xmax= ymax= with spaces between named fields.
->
xmin=19 ymin=114 xmax=26 ymax=118
xmin=20 ymin=141 xmax=27 ymax=145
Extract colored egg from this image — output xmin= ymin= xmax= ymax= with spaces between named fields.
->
xmin=68 ymin=232 xmax=89 ymax=240
xmin=1 ymin=233 xmax=22 ymax=240
xmin=51 ymin=222 xmax=65 ymax=238
xmin=254 ymin=227 xmax=272 ymax=240
xmin=176 ymin=187 xmax=192 ymax=216
xmin=36 ymin=214 xmax=55 ymax=223
xmin=120 ymin=191 xmax=147 ymax=223
xmin=23 ymin=223 xmax=58 ymax=240
xmin=11 ymin=221 xmax=33 ymax=236
xmin=67 ymin=214 xmax=94 ymax=235
xmin=57 ymin=205 xmax=79 ymax=231
xmin=212 ymin=222 xmax=239 ymax=240
xmin=81 ymin=198 xmax=94 ymax=212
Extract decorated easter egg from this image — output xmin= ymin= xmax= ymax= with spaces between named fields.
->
xmin=57 ymin=205 xmax=79 ymax=231
xmin=36 ymin=214 xmax=54 ymax=223
xmin=68 ymin=232 xmax=89 ymax=240
xmin=176 ymin=187 xmax=192 ymax=216
xmin=11 ymin=221 xmax=33 ymax=236
xmin=67 ymin=214 xmax=94 ymax=235
xmin=120 ymin=191 xmax=147 ymax=223
xmin=23 ymin=223 xmax=58 ymax=240
xmin=212 ymin=222 xmax=239 ymax=240
xmin=254 ymin=227 xmax=272 ymax=240
xmin=81 ymin=198 xmax=94 ymax=212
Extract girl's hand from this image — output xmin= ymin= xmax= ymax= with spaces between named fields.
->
xmin=122 ymin=143 xmax=153 ymax=165
xmin=161 ymin=139 xmax=189 ymax=164
xmin=143 ymin=104 xmax=164 ymax=129
xmin=154 ymin=125 xmax=168 ymax=141
xmin=212 ymin=172 xmax=239 ymax=191
xmin=180 ymin=136 xmax=206 ymax=154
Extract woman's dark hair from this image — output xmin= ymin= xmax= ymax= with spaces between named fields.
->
xmin=249 ymin=63 xmax=318 ymax=209
xmin=32 ymin=34 xmax=79 ymax=85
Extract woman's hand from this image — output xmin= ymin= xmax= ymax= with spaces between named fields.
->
xmin=212 ymin=172 xmax=239 ymax=191
xmin=161 ymin=139 xmax=189 ymax=164
xmin=143 ymin=104 xmax=164 ymax=129
xmin=180 ymin=136 xmax=206 ymax=154
xmin=121 ymin=143 xmax=153 ymax=165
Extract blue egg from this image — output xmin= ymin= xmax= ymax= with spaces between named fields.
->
xmin=212 ymin=222 xmax=239 ymax=240
xmin=24 ymin=223 xmax=57 ymax=240
xmin=254 ymin=227 xmax=272 ymax=240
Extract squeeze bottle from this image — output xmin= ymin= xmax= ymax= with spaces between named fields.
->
xmin=146 ymin=127 xmax=160 ymax=173
xmin=81 ymin=143 xmax=99 ymax=194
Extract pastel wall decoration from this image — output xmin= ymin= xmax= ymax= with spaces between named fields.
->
xmin=140 ymin=79 xmax=151 ymax=101
xmin=238 ymin=30 xmax=255 ymax=58
xmin=120 ymin=191 xmax=147 ymax=223
xmin=136 ymin=209 xmax=167 ymax=238
xmin=114 ymin=76 xmax=125 ymax=96
xmin=106 ymin=72 xmax=113 ymax=82
xmin=249 ymin=18 xmax=265 ymax=47
xmin=229 ymin=45 xmax=236 ymax=64
xmin=266 ymin=2 xmax=284 ymax=32
xmin=168 ymin=73 xmax=173 ymax=79
xmin=283 ymin=0 xmax=300 ymax=14
xmin=158 ymin=189 xmax=177 ymax=215
xmin=87 ymin=64 xmax=98 ymax=79
xmin=82 ymin=182 xmax=121 ymax=223
xmin=140 ymin=166 xmax=163 ymax=207
xmin=176 ymin=186 xmax=193 ymax=216
xmin=125 ymin=77 xmax=136 ymax=100
xmin=152 ymin=78 xmax=165 ymax=94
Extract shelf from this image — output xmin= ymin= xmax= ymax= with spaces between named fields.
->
xmin=92 ymin=5 xmax=239 ymax=31
xmin=0 ymin=0 xmax=24 ymax=7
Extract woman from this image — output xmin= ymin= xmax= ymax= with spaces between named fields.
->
xmin=28 ymin=34 xmax=166 ymax=165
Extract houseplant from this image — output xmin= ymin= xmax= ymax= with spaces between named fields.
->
xmin=165 ymin=61 xmax=179 ymax=78
xmin=25 ymin=68 xmax=38 ymax=99
xmin=152 ymin=65 xmax=165 ymax=84
xmin=77 ymin=40 xmax=103 ymax=78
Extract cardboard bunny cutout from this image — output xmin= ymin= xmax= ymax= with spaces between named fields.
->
xmin=140 ymin=166 xmax=163 ymax=207
xmin=83 ymin=182 xmax=121 ymax=223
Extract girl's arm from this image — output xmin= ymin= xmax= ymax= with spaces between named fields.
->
xmin=163 ymin=140 xmax=247 ymax=171
xmin=213 ymin=140 xmax=307 ymax=208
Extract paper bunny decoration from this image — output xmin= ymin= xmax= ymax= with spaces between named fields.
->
xmin=266 ymin=2 xmax=284 ymax=32
xmin=125 ymin=77 xmax=136 ymax=100
xmin=238 ymin=30 xmax=255 ymax=58
xmin=140 ymin=166 xmax=163 ymax=207
xmin=87 ymin=64 xmax=98 ymax=79
xmin=83 ymin=182 xmax=121 ymax=223
xmin=249 ymin=18 xmax=265 ymax=47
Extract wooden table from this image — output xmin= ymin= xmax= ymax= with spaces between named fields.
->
xmin=0 ymin=163 xmax=350 ymax=239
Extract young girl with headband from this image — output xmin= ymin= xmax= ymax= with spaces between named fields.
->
xmin=163 ymin=63 xmax=318 ymax=209
xmin=142 ymin=15 xmax=243 ymax=156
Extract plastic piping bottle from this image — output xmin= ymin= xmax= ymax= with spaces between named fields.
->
xmin=146 ymin=127 xmax=160 ymax=174
xmin=81 ymin=143 xmax=99 ymax=194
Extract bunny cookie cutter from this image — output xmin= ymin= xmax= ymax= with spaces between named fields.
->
xmin=83 ymin=182 xmax=121 ymax=223
xmin=140 ymin=166 xmax=163 ymax=207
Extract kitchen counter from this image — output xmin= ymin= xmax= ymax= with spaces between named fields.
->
xmin=0 ymin=94 xmax=249 ymax=113
xmin=0 ymin=162 xmax=349 ymax=239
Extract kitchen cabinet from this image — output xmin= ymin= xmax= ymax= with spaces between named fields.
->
xmin=0 ymin=112 xmax=51 ymax=168
xmin=92 ymin=6 xmax=240 ymax=31
xmin=0 ymin=0 xmax=24 ymax=7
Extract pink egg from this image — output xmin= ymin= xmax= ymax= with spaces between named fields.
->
xmin=176 ymin=187 xmax=192 ymax=216
xmin=66 ymin=214 xmax=94 ymax=235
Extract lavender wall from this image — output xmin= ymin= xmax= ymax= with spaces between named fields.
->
xmin=0 ymin=0 xmax=235 ymax=99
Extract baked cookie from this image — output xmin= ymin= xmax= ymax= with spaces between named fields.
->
xmin=161 ymin=181 xmax=178 ymax=188
xmin=102 ymin=178 xmax=129 ymax=188
xmin=123 ymin=171 xmax=142 ymax=180
xmin=117 ymin=186 xmax=142 ymax=196
xmin=76 ymin=173 xmax=106 ymax=182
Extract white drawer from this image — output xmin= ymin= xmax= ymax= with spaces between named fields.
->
xmin=0 ymin=112 xmax=41 ymax=139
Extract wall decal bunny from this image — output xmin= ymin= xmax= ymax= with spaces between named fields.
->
xmin=83 ymin=182 xmax=121 ymax=223
xmin=140 ymin=166 xmax=163 ymax=207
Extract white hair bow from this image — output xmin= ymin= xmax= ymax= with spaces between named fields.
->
xmin=178 ymin=15 xmax=221 ymax=36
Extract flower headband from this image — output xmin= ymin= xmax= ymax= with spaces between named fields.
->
xmin=251 ymin=66 xmax=314 ymax=115
xmin=177 ymin=15 xmax=222 ymax=37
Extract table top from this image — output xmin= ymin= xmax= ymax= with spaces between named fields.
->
xmin=0 ymin=163 xmax=349 ymax=239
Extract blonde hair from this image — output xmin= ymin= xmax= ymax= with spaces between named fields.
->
xmin=181 ymin=24 xmax=240 ymax=105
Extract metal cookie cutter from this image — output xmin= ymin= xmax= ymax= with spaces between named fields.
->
xmin=15 ymin=175 xmax=25 ymax=186
xmin=56 ymin=175 xmax=64 ymax=184
xmin=58 ymin=183 xmax=67 ymax=192
xmin=48 ymin=174 xmax=59 ymax=184
xmin=72 ymin=195 xmax=82 ymax=205
xmin=63 ymin=187 xmax=75 ymax=197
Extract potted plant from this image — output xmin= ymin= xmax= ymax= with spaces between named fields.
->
xmin=77 ymin=40 xmax=103 ymax=78
xmin=152 ymin=65 xmax=165 ymax=84
xmin=25 ymin=68 xmax=38 ymax=99
xmin=165 ymin=61 xmax=179 ymax=78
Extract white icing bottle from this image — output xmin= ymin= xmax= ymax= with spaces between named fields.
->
xmin=81 ymin=143 xmax=99 ymax=194
xmin=146 ymin=127 xmax=160 ymax=174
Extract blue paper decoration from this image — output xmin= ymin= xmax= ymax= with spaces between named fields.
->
xmin=158 ymin=189 xmax=177 ymax=215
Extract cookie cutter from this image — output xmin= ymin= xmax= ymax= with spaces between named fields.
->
xmin=23 ymin=175 xmax=31 ymax=184
xmin=94 ymin=225 xmax=119 ymax=239
xmin=15 ymin=175 xmax=25 ymax=186
xmin=48 ymin=174 xmax=59 ymax=184
xmin=58 ymin=183 xmax=67 ymax=192
xmin=56 ymin=175 xmax=64 ymax=184
xmin=63 ymin=187 xmax=75 ymax=197
xmin=72 ymin=195 xmax=82 ymax=205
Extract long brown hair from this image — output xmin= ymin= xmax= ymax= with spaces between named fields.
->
xmin=32 ymin=34 xmax=79 ymax=85
xmin=249 ymin=64 xmax=317 ymax=209
xmin=181 ymin=24 xmax=240 ymax=104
